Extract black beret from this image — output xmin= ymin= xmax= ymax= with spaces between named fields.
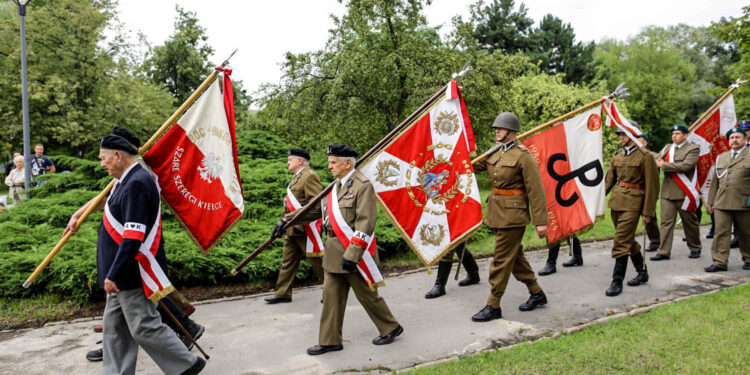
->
xmin=100 ymin=134 xmax=138 ymax=155
xmin=288 ymin=148 xmax=310 ymax=160
xmin=327 ymin=144 xmax=358 ymax=158
xmin=112 ymin=127 xmax=141 ymax=148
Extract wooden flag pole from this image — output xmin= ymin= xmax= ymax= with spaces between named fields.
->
xmin=470 ymin=83 xmax=628 ymax=165
xmin=688 ymin=78 xmax=746 ymax=132
xmin=21 ymin=54 xmax=237 ymax=288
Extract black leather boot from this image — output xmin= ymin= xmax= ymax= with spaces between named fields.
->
xmin=605 ymin=256 xmax=628 ymax=297
xmin=562 ymin=237 xmax=583 ymax=267
xmin=706 ymin=213 xmax=715 ymax=239
xmin=458 ymin=250 xmax=480 ymax=286
xmin=627 ymin=252 xmax=649 ymax=286
xmin=519 ymin=291 xmax=548 ymax=311
xmin=538 ymin=244 xmax=559 ymax=276
xmin=425 ymin=261 xmax=452 ymax=299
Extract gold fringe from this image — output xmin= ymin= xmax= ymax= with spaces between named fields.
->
xmin=369 ymin=280 xmax=387 ymax=291
xmin=306 ymin=251 xmax=325 ymax=258
xmin=148 ymin=285 xmax=176 ymax=303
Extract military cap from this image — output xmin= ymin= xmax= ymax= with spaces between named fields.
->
xmin=739 ymin=120 xmax=750 ymax=129
xmin=491 ymin=112 xmax=521 ymax=131
xmin=636 ymin=133 xmax=649 ymax=142
xmin=288 ymin=148 xmax=310 ymax=160
xmin=100 ymin=134 xmax=138 ymax=155
xmin=111 ymin=127 xmax=141 ymax=148
xmin=327 ymin=144 xmax=358 ymax=158
xmin=725 ymin=127 xmax=747 ymax=139
xmin=670 ymin=124 xmax=689 ymax=134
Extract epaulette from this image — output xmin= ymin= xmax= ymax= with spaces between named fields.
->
xmin=355 ymin=172 xmax=369 ymax=183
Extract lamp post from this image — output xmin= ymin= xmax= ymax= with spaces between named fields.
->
xmin=12 ymin=0 xmax=32 ymax=191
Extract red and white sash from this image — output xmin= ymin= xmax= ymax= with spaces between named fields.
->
xmin=664 ymin=144 xmax=700 ymax=211
xmin=327 ymin=183 xmax=384 ymax=289
xmin=286 ymin=187 xmax=324 ymax=256
xmin=102 ymin=182 xmax=174 ymax=302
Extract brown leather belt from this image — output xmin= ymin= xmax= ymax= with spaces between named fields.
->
xmin=618 ymin=182 xmax=643 ymax=190
xmin=492 ymin=188 xmax=526 ymax=196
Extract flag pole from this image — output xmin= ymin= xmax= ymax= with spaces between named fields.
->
xmin=470 ymin=82 xmax=629 ymax=165
xmin=688 ymin=78 xmax=746 ymax=132
xmin=22 ymin=52 xmax=238 ymax=289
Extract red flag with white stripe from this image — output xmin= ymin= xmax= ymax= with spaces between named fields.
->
xmin=601 ymin=99 xmax=644 ymax=148
xmin=521 ymin=107 xmax=607 ymax=244
xmin=360 ymin=80 xmax=483 ymax=266
xmin=143 ymin=69 xmax=244 ymax=251
xmin=687 ymin=94 xmax=736 ymax=196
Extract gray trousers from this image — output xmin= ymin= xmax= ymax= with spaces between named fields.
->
xmin=103 ymin=288 xmax=196 ymax=375
xmin=657 ymin=198 xmax=701 ymax=256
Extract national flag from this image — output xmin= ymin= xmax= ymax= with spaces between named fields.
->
xmin=521 ymin=107 xmax=606 ymax=244
xmin=360 ymin=80 xmax=483 ymax=266
xmin=686 ymin=93 xmax=736 ymax=196
xmin=143 ymin=68 xmax=244 ymax=251
xmin=601 ymin=99 xmax=644 ymax=147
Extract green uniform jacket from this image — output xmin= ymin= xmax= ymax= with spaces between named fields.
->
xmin=708 ymin=149 xmax=750 ymax=211
xmin=660 ymin=143 xmax=700 ymax=200
xmin=283 ymin=166 xmax=323 ymax=237
xmin=474 ymin=142 xmax=548 ymax=229
xmin=605 ymin=147 xmax=660 ymax=218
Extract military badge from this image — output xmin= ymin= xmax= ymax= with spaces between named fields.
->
xmin=375 ymin=160 xmax=400 ymax=187
xmin=419 ymin=223 xmax=445 ymax=246
xmin=434 ymin=111 xmax=460 ymax=136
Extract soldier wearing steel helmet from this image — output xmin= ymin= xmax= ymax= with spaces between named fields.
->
xmin=470 ymin=112 xmax=549 ymax=322
xmin=603 ymin=123 xmax=659 ymax=297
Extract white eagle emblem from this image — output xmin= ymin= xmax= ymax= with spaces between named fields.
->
xmin=197 ymin=152 xmax=223 ymax=183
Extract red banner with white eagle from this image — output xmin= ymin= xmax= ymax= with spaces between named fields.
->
xmin=143 ymin=68 xmax=244 ymax=251
xmin=687 ymin=93 xmax=736 ymax=196
xmin=521 ymin=107 xmax=606 ymax=244
xmin=360 ymin=80 xmax=483 ymax=266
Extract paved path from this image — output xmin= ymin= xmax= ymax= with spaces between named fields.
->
xmin=1 ymin=227 xmax=748 ymax=375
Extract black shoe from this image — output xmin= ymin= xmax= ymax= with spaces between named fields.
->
xmin=731 ymin=237 xmax=739 ymax=249
xmin=645 ymin=246 xmax=658 ymax=252
xmin=743 ymin=263 xmax=750 ymax=270
xmin=457 ymin=272 xmax=481 ymax=286
xmin=606 ymin=281 xmax=623 ymax=296
xmin=307 ymin=344 xmax=343 ymax=355
xmin=627 ymin=253 xmax=648 ymax=286
xmin=537 ymin=264 xmax=556 ymax=276
xmin=471 ymin=305 xmax=502 ymax=322
xmin=704 ymin=265 xmax=727 ymax=273
xmin=181 ymin=357 xmax=206 ymax=375
xmin=458 ymin=250 xmax=480 ymax=287
xmin=264 ymin=296 xmax=291 ymax=304
xmin=706 ymin=231 xmax=714 ymax=239
xmin=682 ymin=237 xmax=687 ymax=242
xmin=606 ymin=257 xmax=628 ymax=297
xmin=179 ymin=322 xmax=204 ymax=351
xmin=372 ymin=325 xmax=403 ymax=345
xmin=86 ymin=348 xmax=103 ymax=362
xmin=425 ymin=261 xmax=451 ymax=299
xmin=650 ymin=254 xmax=670 ymax=261
xmin=519 ymin=291 xmax=547 ymax=311
xmin=562 ymin=257 xmax=583 ymax=267
xmin=689 ymin=251 xmax=701 ymax=259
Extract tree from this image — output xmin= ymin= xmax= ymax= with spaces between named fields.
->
xmin=470 ymin=0 xmax=534 ymax=53
xmin=711 ymin=6 xmax=750 ymax=119
xmin=0 ymin=0 xmax=174 ymax=157
xmin=526 ymin=14 xmax=597 ymax=84
xmin=143 ymin=6 xmax=214 ymax=104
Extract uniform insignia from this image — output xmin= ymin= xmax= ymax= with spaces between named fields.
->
xmin=434 ymin=111 xmax=460 ymax=135
xmin=419 ymin=223 xmax=445 ymax=246
xmin=197 ymin=152 xmax=223 ymax=183
xmin=343 ymin=193 xmax=355 ymax=200
xmin=375 ymin=160 xmax=400 ymax=186
xmin=346 ymin=179 xmax=353 ymax=187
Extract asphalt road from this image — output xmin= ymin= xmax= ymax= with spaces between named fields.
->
xmin=1 ymin=226 xmax=748 ymax=375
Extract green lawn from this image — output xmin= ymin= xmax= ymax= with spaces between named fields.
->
xmin=405 ymin=283 xmax=750 ymax=374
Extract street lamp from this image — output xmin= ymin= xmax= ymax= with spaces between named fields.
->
xmin=12 ymin=0 xmax=32 ymax=191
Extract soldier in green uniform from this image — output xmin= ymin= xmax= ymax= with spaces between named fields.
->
xmin=423 ymin=242 xmax=481 ymax=299
xmin=650 ymin=124 xmax=702 ymax=261
xmin=266 ymin=149 xmax=326 ymax=304
xmin=294 ymin=144 xmax=402 ymax=355
xmin=603 ymin=125 xmax=659 ymax=296
xmin=705 ymin=127 xmax=750 ymax=272
xmin=635 ymin=133 xmax=661 ymax=252
xmin=470 ymin=112 xmax=549 ymax=322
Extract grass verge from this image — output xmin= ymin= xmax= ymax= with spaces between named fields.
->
xmin=405 ymin=283 xmax=750 ymax=374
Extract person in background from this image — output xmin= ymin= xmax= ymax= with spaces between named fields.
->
xmin=5 ymin=155 xmax=27 ymax=201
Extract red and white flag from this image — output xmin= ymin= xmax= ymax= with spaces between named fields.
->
xmin=143 ymin=68 xmax=244 ymax=251
xmin=286 ymin=187 xmax=324 ymax=256
xmin=601 ymin=99 xmax=644 ymax=147
xmin=687 ymin=94 xmax=736 ymax=196
xmin=521 ymin=107 xmax=607 ymax=244
xmin=360 ymin=80 xmax=483 ymax=266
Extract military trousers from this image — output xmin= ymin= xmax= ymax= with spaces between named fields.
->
xmin=273 ymin=235 xmax=325 ymax=299
xmin=710 ymin=209 xmax=750 ymax=268
xmin=657 ymin=198 xmax=701 ymax=256
xmin=103 ymin=288 xmax=196 ymax=375
xmin=486 ymin=227 xmax=542 ymax=308
xmin=319 ymin=271 xmax=399 ymax=346
xmin=611 ymin=210 xmax=642 ymax=259
xmin=644 ymin=216 xmax=660 ymax=249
